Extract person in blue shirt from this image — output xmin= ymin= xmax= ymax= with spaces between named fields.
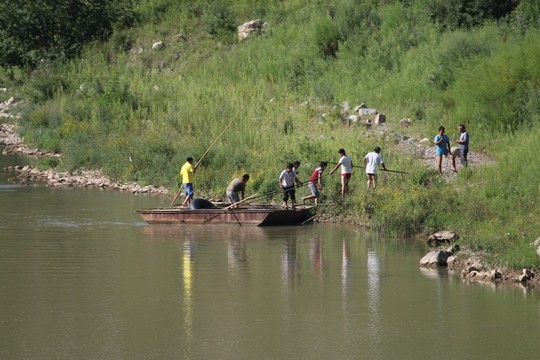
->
xmin=434 ymin=126 xmax=451 ymax=174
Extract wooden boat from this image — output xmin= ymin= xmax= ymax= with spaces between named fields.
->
xmin=136 ymin=204 xmax=314 ymax=226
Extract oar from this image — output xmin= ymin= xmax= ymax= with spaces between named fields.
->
xmin=320 ymin=161 xmax=409 ymax=174
xmin=202 ymin=193 xmax=259 ymax=224
xmin=170 ymin=106 xmax=245 ymax=208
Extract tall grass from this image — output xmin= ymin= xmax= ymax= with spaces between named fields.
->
xmin=5 ymin=0 xmax=540 ymax=268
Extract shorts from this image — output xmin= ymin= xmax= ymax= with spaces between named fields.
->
xmin=436 ymin=148 xmax=449 ymax=156
xmin=341 ymin=173 xmax=351 ymax=179
xmin=282 ymin=186 xmax=296 ymax=202
xmin=308 ymin=182 xmax=319 ymax=198
xmin=226 ymin=190 xmax=240 ymax=204
xmin=183 ymin=183 xmax=194 ymax=198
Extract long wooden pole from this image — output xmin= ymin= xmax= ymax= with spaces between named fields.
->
xmin=321 ymin=161 xmax=409 ymax=174
xmin=170 ymin=106 xmax=244 ymax=208
xmin=203 ymin=193 xmax=260 ymax=224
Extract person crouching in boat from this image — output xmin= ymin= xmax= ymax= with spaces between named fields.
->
xmin=226 ymin=174 xmax=249 ymax=207
xmin=302 ymin=162 xmax=327 ymax=205
xmin=279 ymin=163 xmax=303 ymax=209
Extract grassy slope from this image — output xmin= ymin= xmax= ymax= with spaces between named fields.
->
xmin=2 ymin=0 xmax=539 ymax=269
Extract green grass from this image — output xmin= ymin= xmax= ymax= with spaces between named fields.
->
xmin=1 ymin=0 xmax=539 ymax=269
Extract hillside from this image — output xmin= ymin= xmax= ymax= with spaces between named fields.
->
xmin=0 ymin=0 xmax=539 ymax=270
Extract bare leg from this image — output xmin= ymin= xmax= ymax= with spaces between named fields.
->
xmin=372 ymin=174 xmax=378 ymax=190
xmin=302 ymin=195 xmax=315 ymax=204
xmin=437 ymin=155 xmax=443 ymax=174
xmin=341 ymin=176 xmax=350 ymax=198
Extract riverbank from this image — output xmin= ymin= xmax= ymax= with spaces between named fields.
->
xmin=1 ymin=99 xmax=169 ymax=195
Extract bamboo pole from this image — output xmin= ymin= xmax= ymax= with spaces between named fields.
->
xmin=170 ymin=106 xmax=244 ymax=208
xmin=202 ymin=193 xmax=259 ymax=224
xmin=321 ymin=161 xmax=409 ymax=174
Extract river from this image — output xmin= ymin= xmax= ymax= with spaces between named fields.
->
xmin=1 ymin=153 xmax=539 ymax=360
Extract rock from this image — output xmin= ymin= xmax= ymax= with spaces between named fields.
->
xmin=522 ymin=269 xmax=533 ymax=279
xmin=419 ymin=250 xmax=453 ymax=267
xmin=238 ymin=19 xmax=265 ymax=40
xmin=419 ymin=138 xmax=429 ymax=143
xmin=374 ymin=113 xmax=386 ymax=124
xmin=490 ymin=269 xmax=502 ymax=280
xmin=400 ymin=118 xmax=411 ymax=127
xmin=341 ymin=102 xmax=351 ymax=111
xmin=152 ymin=41 xmax=164 ymax=49
xmin=346 ymin=115 xmax=359 ymax=123
xmin=427 ymin=231 xmax=459 ymax=248
xmin=172 ymin=34 xmax=186 ymax=40
xmin=518 ymin=274 xmax=529 ymax=282
xmin=359 ymin=108 xmax=377 ymax=116
xmin=447 ymin=244 xmax=460 ymax=253
xmin=447 ymin=255 xmax=456 ymax=267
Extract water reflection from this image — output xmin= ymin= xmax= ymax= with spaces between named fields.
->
xmin=281 ymin=237 xmax=297 ymax=289
xmin=310 ymin=236 xmax=323 ymax=282
xmin=182 ymin=238 xmax=194 ymax=355
xmin=367 ymin=246 xmax=382 ymax=357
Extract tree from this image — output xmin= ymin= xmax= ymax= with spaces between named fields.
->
xmin=0 ymin=0 xmax=136 ymax=70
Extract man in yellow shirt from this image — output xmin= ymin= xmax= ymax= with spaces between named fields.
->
xmin=180 ymin=157 xmax=198 ymax=207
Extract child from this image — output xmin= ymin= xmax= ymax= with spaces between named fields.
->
xmin=279 ymin=163 xmax=302 ymax=209
xmin=302 ymin=162 xmax=327 ymax=205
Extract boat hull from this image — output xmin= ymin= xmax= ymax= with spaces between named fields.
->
xmin=136 ymin=207 xmax=313 ymax=226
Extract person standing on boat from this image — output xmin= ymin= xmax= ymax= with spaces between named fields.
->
xmin=363 ymin=146 xmax=387 ymax=190
xmin=434 ymin=126 xmax=452 ymax=174
xmin=302 ymin=162 xmax=327 ymax=205
xmin=226 ymin=174 xmax=250 ymax=205
xmin=280 ymin=163 xmax=302 ymax=209
xmin=180 ymin=157 xmax=198 ymax=207
xmin=329 ymin=148 xmax=353 ymax=198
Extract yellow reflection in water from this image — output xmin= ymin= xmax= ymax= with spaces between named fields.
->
xmin=182 ymin=240 xmax=194 ymax=353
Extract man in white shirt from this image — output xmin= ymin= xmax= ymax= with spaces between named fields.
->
xmin=329 ymin=148 xmax=353 ymax=198
xmin=279 ymin=163 xmax=303 ymax=209
xmin=363 ymin=146 xmax=387 ymax=190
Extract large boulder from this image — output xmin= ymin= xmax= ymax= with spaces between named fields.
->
xmin=419 ymin=250 xmax=453 ymax=267
xmin=238 ymin=19 xmax=267 ymax=40
xmin=427 ymin=231 xmax=459 ymax=248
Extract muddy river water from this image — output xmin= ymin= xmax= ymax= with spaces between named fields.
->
xmin=1 ymin=153 xmax=539 ymax=360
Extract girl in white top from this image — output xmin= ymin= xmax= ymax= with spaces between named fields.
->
xmin=363 ymin=146 xmax=387 ymax=190
xmin=329 ymin=149 xmax=353 ymax=198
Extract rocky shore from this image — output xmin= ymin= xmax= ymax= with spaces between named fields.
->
xmin=420 ymin=231 xmax=539 ymax=289
xmin=1 ymin=98 xmax=169 ymax=195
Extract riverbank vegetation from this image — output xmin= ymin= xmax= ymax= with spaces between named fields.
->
xmin=1 ymin=0 xmax=539 ymax=269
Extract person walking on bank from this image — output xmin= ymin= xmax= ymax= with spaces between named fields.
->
xmin=180 ymin=157 xmax=198 ymax=207
xmin=280 ymin=163 xmax=302 ymax=209
xmin=454 ymin=124 xmax=469 ymax=168
xmin=226 ymin=174 xmax=250 ymax=206
xmin=302 ymin=162 xmax=327 ymax=205
xmin=363 ymin=147 xmax=387 ymax=190
xmin=329 ymin=148 xmax=353 ymax=198
xmin=434 ymin=126 xmax=451 ymax=174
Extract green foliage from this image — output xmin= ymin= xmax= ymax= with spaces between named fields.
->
xmin=37 ymin=157 xmax=60 ymax=170
xmin=314 ymin=17 xmax=341 ymax=57
xmin=0 ymin=0 xmax=137 ymax=69
xmin=418 ymin=0 xmax=519 ymax=29
xmin=6 ymin=0 xmax=540 ymax=269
